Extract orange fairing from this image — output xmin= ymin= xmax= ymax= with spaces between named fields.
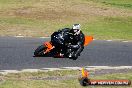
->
xmin=84 ymin=36 xmax=93 ymax=46
xmin=44 ymin=42 xmax=54 ymax=53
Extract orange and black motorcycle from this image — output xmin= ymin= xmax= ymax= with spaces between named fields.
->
xmin=34 ymin=35 xmax=93 ymax=59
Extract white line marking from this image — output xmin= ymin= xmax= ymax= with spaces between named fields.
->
xmin=62 ymin=67 xmax=82 ymax=70
xmin=40 ymin=37 xmax=50 ymax=38
xmin=106 ymin=40 xmax=112 ymax=42
xmin=122 ymin=41 xmax=129 ymax=42
xmin=14 ymin=36 xmax=24 ymax=37
xmin=1 ymin=66 xmax=132 ymax=74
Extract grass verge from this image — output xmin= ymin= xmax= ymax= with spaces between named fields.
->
xmin=0 ymin=0 xmax=132 ymax=40
xmin=0 ymin=70 xmax=132 ymax=88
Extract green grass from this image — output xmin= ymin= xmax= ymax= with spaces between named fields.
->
xmin=0 ymin=70 xmax=132 ymax=88
xmin=0 ymin=0 xmax=132 ymax=39
xmin=83 ymin=17 xmax=132 ymax=40
xmin=85 ymin=0 xmax=132 ymax=9
xmin=0 ymin=16 xmax=131 ymax=39
xmin=3 ymin=70 xmax=80 ymax=79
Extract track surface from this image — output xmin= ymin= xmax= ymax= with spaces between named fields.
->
xmin=0 ymin=37 xmax=132 ymax=70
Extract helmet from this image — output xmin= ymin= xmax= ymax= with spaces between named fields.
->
xmin=72 ymin=24 xmax=81 ymax=30
xmin=72 ymin=24 xmax=81 ymax=35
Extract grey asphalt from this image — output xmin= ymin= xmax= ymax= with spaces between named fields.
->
xmin=0 ymin=37 xmax=132 ymax=70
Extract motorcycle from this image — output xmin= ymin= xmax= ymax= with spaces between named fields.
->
xmin=34 ymin=35 xmax=93 ymax=60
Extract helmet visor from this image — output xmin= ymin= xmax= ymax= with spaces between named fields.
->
xmin=73 ymin=29 xmax=80 ymax=35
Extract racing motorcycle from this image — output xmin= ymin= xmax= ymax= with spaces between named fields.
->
xmin=34 ymin=33 xmax=93 ymax=60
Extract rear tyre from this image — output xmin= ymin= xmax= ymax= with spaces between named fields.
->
xmin=34 ymin=45 xmax=46 ymax=56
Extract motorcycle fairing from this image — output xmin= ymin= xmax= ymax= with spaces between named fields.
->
xmin=84 ymin=36 xmax=93 ymax=46
xmin=43 ymin=41 xmax=54 ymax=54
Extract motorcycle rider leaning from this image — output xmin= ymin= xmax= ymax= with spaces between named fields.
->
xmin=67 ymin=24 xmax=85 ymax=59
xmin=51 ymin=24 xmax=85 ymax=59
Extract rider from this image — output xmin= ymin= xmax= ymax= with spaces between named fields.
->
xmin=67 ymin=24 xmax=85 ymax=59
xmin=51 ymin=24 xmax=85 ymax=59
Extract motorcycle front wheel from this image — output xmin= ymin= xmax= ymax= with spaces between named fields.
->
xmin=34 ymin=45 xmax=47 ymax=56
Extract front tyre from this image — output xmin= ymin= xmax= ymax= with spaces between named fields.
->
xmin=34 ymin=45 xmax=46 ymax=56
xmin=70 ymin=56 xmax=78 ymax=60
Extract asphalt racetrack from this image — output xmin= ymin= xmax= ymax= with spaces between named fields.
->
xmin=0 ymin=37 xmax=132 ymax=70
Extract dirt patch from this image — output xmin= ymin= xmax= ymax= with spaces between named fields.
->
xmin=3 ymin=2 xmax=132 ymax=21
xmin=1 ymin=0 xmax=132 ymax=23
xmin=72 ymin=4 xmax=132 ymax=17
xmin=6 ymin=7 xmax=84 ymax=22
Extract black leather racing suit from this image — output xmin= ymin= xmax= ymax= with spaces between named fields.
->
xmin=51 ymin=28 xmax=85 ymax=58
xmin=67 ymin=29 xmax=85 ymax=58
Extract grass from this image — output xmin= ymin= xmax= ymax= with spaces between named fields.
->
xmin=0 ymin=0 xmax=132 ymax=39
xmin=83 ymin=17 xmax=132 ymax=40
xmin=86 ymin=0 xmax=132 ymax=9
xmin=3 ymin=70 xmax=80 ymax=78
xmin=0 ymin=70 xmax=132 ymax=88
